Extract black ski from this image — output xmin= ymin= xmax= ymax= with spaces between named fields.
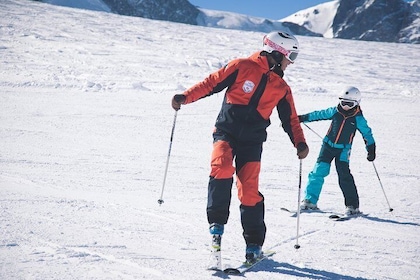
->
xmin=223 ymin=251 xmax=275 ymax=275
xmin=280 ymin=207 xmax=295 ymax=213
xmin=329 ymin=213 xmax=368 ymax=221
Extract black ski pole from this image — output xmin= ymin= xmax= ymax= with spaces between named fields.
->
xmin=158 ymin=111 xmax=178 ymax=205
xmin=294 ymin=159 xmax=303 ymax=249
xmin=372 ymin=162 xmax=393 ymax=212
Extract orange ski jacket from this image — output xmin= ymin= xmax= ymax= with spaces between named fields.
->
xmin=183 ymin=51 xmax=306 ymax=145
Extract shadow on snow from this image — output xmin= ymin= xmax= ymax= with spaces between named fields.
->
xmin=210 ymin=259 xmax=370 ymax=279
xmin=266 ymin=260 xmax=371 ymax=279
xmin=364 ymin=215 xmax=420 ymax=226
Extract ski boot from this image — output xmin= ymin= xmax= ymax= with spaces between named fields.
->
xmin=208 ymin=223 xmax=224 ymax=270
xmin=300 ymin=199 xmax=319 ymax=210
xmin=344 ymin=206 xmax=361 ymax=216
xmin=245 ymin=243 xmax=262 ymax=263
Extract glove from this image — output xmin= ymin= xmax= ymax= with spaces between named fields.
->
xmin=298 ymin=115 xmax=308 ymax=123
xmin=367 ymin=143 xmax=376 ymax=161
xmin=171 ymin=94 xmax=186 ymax=111
xmin=296 ymin=142 xmax=309 ymax=159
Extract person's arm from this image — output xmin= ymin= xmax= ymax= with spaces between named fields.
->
xmin=356 ymin=114 xmax=376 ymax=161
xmin=171 ymin=59 xmax=241 ymax=110
xmin=299 ymin=107 xmax=337 ymax=123
xmin=276 ymin=89 xmax=309 ymax=159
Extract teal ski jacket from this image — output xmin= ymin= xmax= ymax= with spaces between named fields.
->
xmin=300 ymin=106 xmax=375 ymax=150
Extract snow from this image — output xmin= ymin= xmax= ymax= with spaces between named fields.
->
xmin=195 ymin=8 xmax=289 ymax=33
xmin=281 ymin=0 xmax=339 ymax=38
xmin=1 ymin=0 xmax=420 ymax=279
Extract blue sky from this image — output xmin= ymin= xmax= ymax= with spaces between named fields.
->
xmin=188 ymin=0 xmax=332 ymax=19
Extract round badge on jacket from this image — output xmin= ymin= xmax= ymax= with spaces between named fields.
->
xmin=242 ymin=80 xmax=255 ymax=93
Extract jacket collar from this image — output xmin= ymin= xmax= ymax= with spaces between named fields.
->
xmin=249 ymin=51 xmax=284 ymax=78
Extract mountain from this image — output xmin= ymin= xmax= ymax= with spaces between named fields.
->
xmin=332 ymin=0 xmax=420 ymax=43
xmin=102 ymin=0 xmax=199 ymax=25
xmin=193 ymin=8 xmax=321 ymax=37
xmin=280 ymin=1 xmax=340 ymax=38
xmin=282 ymin=0 xmax=420 ymax=44
xmin=35 ymin=0 xmax=419 ymax=43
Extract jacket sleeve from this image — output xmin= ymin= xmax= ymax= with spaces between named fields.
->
xmin=301 ymin=107 xmax=337 ymax=122
xmin=276 ymin=89 xmax=306 ymax=147
xmin=182 ymin=60 xmax=240 ymax=105
xmin=356 ymin=114 xmax=375 ymax=147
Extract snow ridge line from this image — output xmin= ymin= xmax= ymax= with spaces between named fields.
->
xmin=41 ymin=241 xmax=164 ymax=277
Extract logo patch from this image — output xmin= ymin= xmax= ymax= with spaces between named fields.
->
xmin=242 ymin=80 xmax=255 ymax=93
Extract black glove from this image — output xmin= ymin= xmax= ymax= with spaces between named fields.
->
xmin=172 ymin=94 xmax=186 ymax=111
xmin=296 ymin=142 xmax=309 ymax=159
xmin=367 ymin=143 xmax=376 ymax=161
xmin=298 ymin=115 xmax=308 ymax=123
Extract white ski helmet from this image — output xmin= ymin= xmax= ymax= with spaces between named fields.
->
xmin=262 ymin=31 xmax=299 ymax=63
xmin=339 ymin=86 xmax=361 ymax=103
xmin=339 ymin=86 xmax=361 ymax=110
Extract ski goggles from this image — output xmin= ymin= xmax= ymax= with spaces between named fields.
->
xmin=285 ymin=51 xmax=298 ymax=63
xmin=271 ymin=50 xmax=298 ymax=64
xmin=339 ymin=98 xmax=358 ymax=110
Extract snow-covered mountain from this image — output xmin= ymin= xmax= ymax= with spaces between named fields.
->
xmin=333 ymin=0 xmax=420 ymax=43
xmin=36 ymin=0 xmax=419 ymax=43
xmin=281 ymin=1 xmax=340 ymax=39
xmin=102 ymin=0 xmax=199 ymax=25
xmin=281 ymin=0 xmax=420 ymax=43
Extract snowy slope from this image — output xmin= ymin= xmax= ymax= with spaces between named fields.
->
xmin=1 ymin=0 xmax=420 ymax=279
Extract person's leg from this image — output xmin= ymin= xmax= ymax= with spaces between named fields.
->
xmin=335 ymin=147 xmax=359 ymax=209
xmin=304 ymin=143 xmax=335 ymax=204
xmin=207 ymin=133 xmax=236 ymax=225
xmin=235 ymin=142 xmax=266 ymax=247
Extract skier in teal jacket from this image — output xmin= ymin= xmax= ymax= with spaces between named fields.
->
xmin=299 ymin=86 xmax=376 ymax=215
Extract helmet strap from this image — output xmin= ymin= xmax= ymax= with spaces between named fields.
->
xmin=262 ymin=51 xmax=285 ymax=77
xmin=269 ymin=63 xmax=284 ymax=77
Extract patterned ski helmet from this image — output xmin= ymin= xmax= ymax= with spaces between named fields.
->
xmin=262 ymin=31 xmax=299 ymax=63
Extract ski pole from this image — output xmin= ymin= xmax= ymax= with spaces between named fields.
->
xmin=294 ymin=159 xmax=303 ymax=249
xmin=372 ymin=162 xmax=393 ymax=212
xmin=303 ymin=123 xmax=323 ymax=140
xmin=158 ymin=110 xmax=178 ymax=205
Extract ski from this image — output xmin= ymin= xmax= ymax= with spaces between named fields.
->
xmin=280 ymin=207 xmax=294 ymax=213
xmin=329 ymin=213 xmax=368 ymax=221
xmin=281 ymin=207 xmax=326 ymax=217
xmin=223 ymin=250 xmax=275 ymax=275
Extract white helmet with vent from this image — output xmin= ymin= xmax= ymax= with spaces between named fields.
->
xmin=339 ymin=86 xmax=361 ymax=103
xmin=339 ymin=86 xmax=361 ymax=110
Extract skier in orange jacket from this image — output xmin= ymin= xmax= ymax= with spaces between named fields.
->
xmin=172 ymin=31 xmax=309 ymax=261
